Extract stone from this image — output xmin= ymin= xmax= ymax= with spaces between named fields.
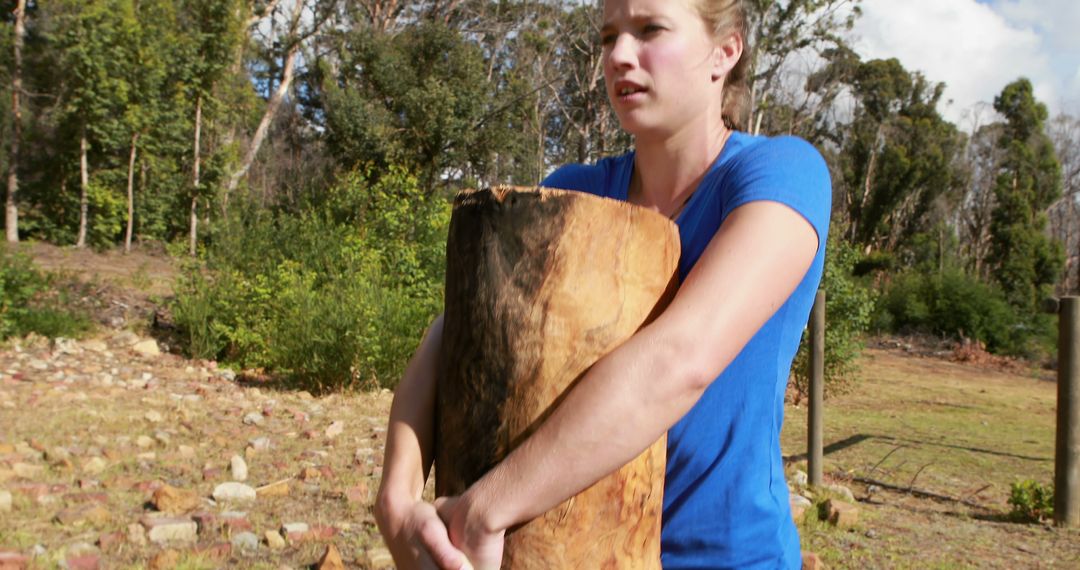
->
xmin=64 ymin=552 xmax=100 ymax=570
xmin=12 ymin=463 xmax=44 ymax=479
xmin=243 ymin=412 xmax=264 ymax=426
xmin=82 ymin=340 xmax=108 ymax=353
xmin=231 ymin=532 xmax=259 ymax=556
xmin=136 ymin=436 xmax=155 ymax=449
xmin=153 ymin=431 xmax=170 ymax=445
xmin=126 ymin=523 xmax=148 ymax=547
xmin=54 ymin=505 xmax=110 ymax=526
xmin=791 ymin=470 xmax=808 ymax=487
xmin=366 ymin=548 xmax=394 ymax=570
xmin=281 ymin=522 xmax=309 ymax=543
xmin=317 ymin=544 xmax=345 ymax=570
xmin=95 ymin=532 xmax=124 ymax=553
xmin=82 ymin=458 xmax=107 ymax=475
xmin=255 ymin=479 xmax=290 ymax=498
xmin=132 ymin=340 xmax=161 ymax=356
xmin=802 ymin=551 xmax=827 ymax=570
xmin=0 ymin=490 xmax=11 ymax=512
xmin=790 ymin=495 xmax=812 ymax=522
xmin=141 ymin=516 xmax=198 ymax=545
xmin=212 ymin=482 xmax=256 ymax=502
xmin=824 ymin=499 xmax=859 ymax=529
xmin=825 ymin=484 xmax=856 ymax=503
xmin=148 ymin=550 xmax=179 ymax=570
xmin=297 ymin=467 xmax=321 ymax=482
xmin=265 ymin=531 xmax=286 ymax=550
xmin=324 ymin=421 xmax=344 ymax=439
xmin=179 ymin=445 xmax=196 ymax=459
xmin=0 ymin=550 xmax=29 ymax=570
xmin=248 ymin=437 xmax=271 ymax=451
xmin=152 ymin=485 xmax=201 ymax=515
xmin=230 ymin=455 xmax=248 ymax=482
xmin=145 ymin=411 xmax=164 ymax=423
xmin=221 ymin=511 xmax=252 ymax=531
xmin=45 ymin=447 xmax=72 ymax=464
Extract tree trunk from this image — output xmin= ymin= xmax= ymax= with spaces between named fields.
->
xmin=124 ymin=132 xmax=139 ymax=254
xmin=437 ymin=188 xmax=677 ymax=569
xmin=223 ymin=3 xmax=303 ymax=210
xmin=77 ymin=131 xmax=89 ymax=249
xmin=5 ymin=0 xmax=26 ymax=244
xmin=191 ymin=93 xmax=201 ymax=255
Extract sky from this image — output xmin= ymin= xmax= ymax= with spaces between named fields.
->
xmin=849 ymin=0 xmax=1080 ymax=128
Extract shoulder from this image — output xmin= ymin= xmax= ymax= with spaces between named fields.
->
xmin=540 ymin=153 xmax=633 ymax=198
xmin=728 ymin=134 xmax=828 ymax=175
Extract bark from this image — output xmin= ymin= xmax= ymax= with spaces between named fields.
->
xmin=77 ymin=132 xmax=89 ymax=249
xmin=190 ymin=94 xmax=202 ymax=256
xmin=223 ymin=1 xmax=304 ymax=210
xmin=6 ymin=0 xmax=27 ymax=243
xmin=124 ymin=132 xmax=139 ymax=254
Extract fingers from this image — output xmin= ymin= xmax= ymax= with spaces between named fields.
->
xmin=416 ymin=507 xmax=470 ymax=570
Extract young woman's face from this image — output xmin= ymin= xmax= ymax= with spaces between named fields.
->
xmin=601 ymin=0 xmax=722 ymax=139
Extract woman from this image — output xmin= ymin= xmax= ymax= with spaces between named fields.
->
xmin=375 ymin=0 xmax=831 ymax=568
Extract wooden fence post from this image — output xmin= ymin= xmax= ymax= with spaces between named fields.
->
xmin=808 ymin=290 xmax=825 ymax=487
xmin=1056 ymin=296 xmax=1080 ymax=527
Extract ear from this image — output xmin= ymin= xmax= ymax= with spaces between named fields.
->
xmin=711 ymin=32 xmax=744 ymax=82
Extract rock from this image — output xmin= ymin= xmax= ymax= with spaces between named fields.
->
xmin=0 ymin=550 xmax=29 ymax=570
xmin=148 ymin=550 xmax=179 ymax=570
xmin=242 ymin=412 xmax=265 ymax=427
xmin=281 ymin=522 xmax=309 ymax=543
xmin=825 ymin=484 xmax=856 ymax=503
xmin=136 ymin=436 xmax=155 ymax=449
xmin=345 ymin=483 xmax=369 ymax=504
xmin=801 ymin=551 xmax=827 ymax=570
xmin=64 ymin=550 xmax=100 ymax=570
xmin=45 ymin=447 xmax=72 ymax=464
xmin=265 ymin=530 xmax=286 ymax=550
xmin=297 ymin=467 xmax=321 ymax=482
xmin=12 ymin=463 xmax=44 ymax=479
xmin=248 ymin=437 xmax=271 ymax=451
xmin=82 ymin=340 xmax=108 ymax=353
xmin=95 ymin=532 xmax=124 ymax=553
xmin=54 ymin=505 xmax=110 ymax=526
xmin=324 ymin=421 xmax=344 ymax=439
xmin=126 ymin=523 xmax=148 ymax=547
xmin=366 ymin=548 xmax=394 ymax=570
xmin=0 ymin=490 xmax=11 ymax=512
xmin=791 ymin=470 xmax=808 ymax=487
xmin=221 ymin=511 xmax=252 ymax=532
xmin=231 ymin=532 xmax=260 ymax=556
xmin=82 ymin=458 xmax=106 ymax=475
xmin=140 ymin=516 xmax=198 ymax=545
xmin=824 ymin=499 xmax=859 ymax=529
xmin=255 ymin=479 xmax=290 ymax=498
xmin=212 ymin=482 xmax=256 ymax=502
xmin=144 ymin=411 xmax=164 ymax=423
xmin=790 ymin=495 xmax=812 ymax=522
xmin=317 ymin=544 xmax=345 ymax=570
xmin=230 ymin=455 xmax=248 ymax=482
xmin=219 ymin=369 xmax=237 ymax=382
xmin=152 ymin=485 xmax=201 ymax=515
xmin=132 ymin=340 xmax=161 ymax=356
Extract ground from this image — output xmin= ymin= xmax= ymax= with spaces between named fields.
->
xmin=1 ymin=242 xmax=1078 ymax=569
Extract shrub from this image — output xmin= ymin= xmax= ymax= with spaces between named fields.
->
xmin=791 ymin=229 xmax=877 ymax=401
xmin=1008 ymin=479 xmax=1054 ymax=522
xmin=171 ymin=166 xmax=448 ymax=391
xmin=0 ymin=248 xmax=93 ymax=340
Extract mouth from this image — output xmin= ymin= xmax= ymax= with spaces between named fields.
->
xmin=613 ymin=81 xmax=647 ymax=100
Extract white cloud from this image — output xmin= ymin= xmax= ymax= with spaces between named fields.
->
xmin=849 ymin=0 xmax=1077 ymax=126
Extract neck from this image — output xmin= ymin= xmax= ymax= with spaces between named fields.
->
xmin=631 ymin=123 xmax=731 ymax=218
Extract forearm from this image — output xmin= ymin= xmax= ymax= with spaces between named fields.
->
xmin=376 ymin=314 xmax=444 ymax=528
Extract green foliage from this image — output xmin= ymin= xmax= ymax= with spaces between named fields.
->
xmin=1008 ymin=479 xmax=1054 ymax=523
xmin=171 ymin=166 xmax=448 ymax=391
xmin=876 ymin=268 xmax=1053 ymax=356
xmin=792 ymin=229 xmax=876 ymax=399
xmin=0 ymin=249 xmax=93 ymax=340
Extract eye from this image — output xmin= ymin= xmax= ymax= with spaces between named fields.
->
xmin=642 ymin=23 xmax=665 ymax=36
xmin=600 ymin=32 xmax=617 ymax=46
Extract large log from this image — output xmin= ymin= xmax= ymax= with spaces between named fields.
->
xmin=436 ymin=186 xmax=680 ymax=569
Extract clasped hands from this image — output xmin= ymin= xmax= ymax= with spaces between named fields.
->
xmin=402 ymin=492 xmax=506 ymax=570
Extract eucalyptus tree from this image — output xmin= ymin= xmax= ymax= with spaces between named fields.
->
xmin=5 ymin=0 xmax=27 ymax=243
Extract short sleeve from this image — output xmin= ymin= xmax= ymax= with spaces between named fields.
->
xmin=721 ymin=136 xmax=832 ymax=249
xmin=541 ymin=164 xmax=604 ymax=195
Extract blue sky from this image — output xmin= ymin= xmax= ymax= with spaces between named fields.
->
xmin=850 ymin=0 xmax=1080 ymax=127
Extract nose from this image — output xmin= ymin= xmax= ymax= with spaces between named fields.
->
xmin=605 ymin=32 xmax=637 ymax=71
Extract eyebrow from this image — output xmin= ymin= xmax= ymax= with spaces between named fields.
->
xmin=599 ymin=13 xmax=670 ymax=35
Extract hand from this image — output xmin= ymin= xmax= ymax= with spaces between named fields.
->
xmin=435 ymin=495 xmax=506 ymax=570
xmin=381 ymin=499 xmax=474 ymax=570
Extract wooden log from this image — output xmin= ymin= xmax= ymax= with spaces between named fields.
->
xmin=437 ymin=186 xmax=680 ymax=569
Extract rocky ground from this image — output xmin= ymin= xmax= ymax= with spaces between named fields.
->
xmin=0 ymin=330 xmax=395 ymax=569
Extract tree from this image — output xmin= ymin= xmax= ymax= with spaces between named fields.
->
xmin=986 ymin=78 xmax=1063 ymax=311
xmin=1046 ymin=113 xmax=1080 ymax=291
xmin=5 ymin=0 xmax=27 ymax=243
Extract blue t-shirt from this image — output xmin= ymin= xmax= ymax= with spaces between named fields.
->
xmin=542 ymin=132 xmax=832 ymax=570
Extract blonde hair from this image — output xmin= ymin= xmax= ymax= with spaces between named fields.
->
xmin=693 ymin=0 xmax=751 ymax=131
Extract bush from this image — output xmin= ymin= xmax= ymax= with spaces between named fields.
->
xmin=1008 ymin=479 xmax=1054 ymax=522
xmin=171 ymin=166 xmax=448 ymax=391
xmin=0 ymin=248 xmax=93 ymax=340
xmin=791 ymin=229 xmax=877 ymax=401
xmin=876 ymin=268 xmax=1051 ymax=356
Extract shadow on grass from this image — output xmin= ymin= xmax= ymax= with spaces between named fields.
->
xmin=785 ymin=433 xmax=1051 ymax=464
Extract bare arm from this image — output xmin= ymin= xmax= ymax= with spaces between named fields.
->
xmin=375 ymin=314 xmax=470 ymax=570
xmin=438 ymin=202 xmax=820 ymax=565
